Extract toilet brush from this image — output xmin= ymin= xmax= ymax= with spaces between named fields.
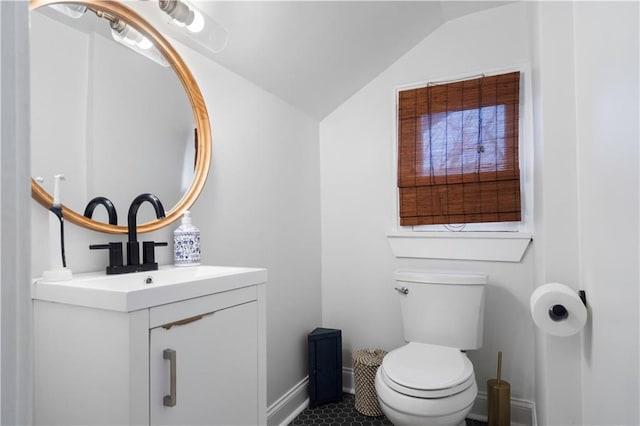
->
xmin=487 ymin=351 xmax=510 ymax=426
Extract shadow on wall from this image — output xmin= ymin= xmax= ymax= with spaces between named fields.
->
xmin=473 ymin=283 xmax=535 ymax=396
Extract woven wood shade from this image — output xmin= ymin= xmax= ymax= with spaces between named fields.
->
xmin=398 ymin=71 xmax=521 ymax=226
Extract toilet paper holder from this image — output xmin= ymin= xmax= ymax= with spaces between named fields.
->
xmin=531 ymin=284 xmax=588 ymax=336
xmin=578 ymin=290 xmax=587 ymax=307
xmin=549 ymin=290 xmax=587 ymax=322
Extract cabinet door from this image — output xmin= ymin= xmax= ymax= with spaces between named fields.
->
xmin=308 ymin=332 xmax=342 ymax=407
xmin=150 ymin=301 xmax=258 ymax=425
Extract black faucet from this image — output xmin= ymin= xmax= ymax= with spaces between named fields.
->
xmin=90 ymin=193 xmax=167 ymax=275
xmin=84 ymin=196 xmax=118 ymax=225
xmin=127 ymin=193 xmax=166 ymax=267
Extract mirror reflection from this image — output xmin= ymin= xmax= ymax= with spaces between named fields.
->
xmin=31 ymin=4 xmax=195 ymax=226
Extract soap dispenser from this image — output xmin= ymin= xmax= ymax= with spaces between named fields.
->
xmin=173 ymin=211 xmax=201 ymax=266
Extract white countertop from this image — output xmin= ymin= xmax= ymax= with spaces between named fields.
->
xmin=32 ymin=265 xmax=267 ymax=312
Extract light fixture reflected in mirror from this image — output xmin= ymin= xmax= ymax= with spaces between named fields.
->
xmin=49 ymin=3 xmax=169 ymax=67
xmin=159 ymin=0 xmax=228 ymax=54
xmin=109 ymin=19 xmax=169 ymax=67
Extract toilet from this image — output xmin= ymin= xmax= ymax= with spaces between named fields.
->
xmin=375 ymin=270 xmax=487 ymax=426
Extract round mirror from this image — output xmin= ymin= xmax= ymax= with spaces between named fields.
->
xmin=30 ymin=0 xmax=211 ymax=234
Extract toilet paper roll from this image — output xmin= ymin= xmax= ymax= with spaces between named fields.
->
xmin=530 ymin=283 xmax=587 ymax=336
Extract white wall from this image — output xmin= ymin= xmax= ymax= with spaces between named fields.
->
xmin=321 ymin=2 xmax=640 ymax=426
xmin=29 ymin=8 xmax=323 ymax=412
xmin=531 ymin=2 xmax=639 ymax=425
xmin=320 ymin=1 xmax=536 ymax=403
xmin=572 ymin=2 xmax=639 ymax=425
xmin=175 ymin=44 xmax=323 ymax=407
xmin=530 ymin=2 xmax=584 ymax=424
xmin=30 ymin=12 xmax=88 ymax=213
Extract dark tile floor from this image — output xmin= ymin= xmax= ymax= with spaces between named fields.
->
xmin=289 ymin=393 xmax=487 ymax=426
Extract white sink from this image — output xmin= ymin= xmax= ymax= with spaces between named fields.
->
xmin=32 ymin=265 xmax=267 ymax=312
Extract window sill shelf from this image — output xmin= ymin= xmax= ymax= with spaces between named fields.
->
xmin=386 ymin=231 xmax=532 ymax=262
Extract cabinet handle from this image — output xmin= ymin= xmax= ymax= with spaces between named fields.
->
xmin=163 ymin=349 xmax=177 ymax=407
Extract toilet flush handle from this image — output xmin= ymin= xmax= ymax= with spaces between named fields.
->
xmin=394 ymin=286 xmax=409 ymax=295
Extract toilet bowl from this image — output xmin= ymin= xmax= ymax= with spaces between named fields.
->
xmin=375 ymin=342 xmax=477 ymax=426
xmin=377 ymin=270 xmax=487 ymax=426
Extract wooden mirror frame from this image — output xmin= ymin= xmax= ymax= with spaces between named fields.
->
xmin=30 ymin=0 xmax=211 ymax=234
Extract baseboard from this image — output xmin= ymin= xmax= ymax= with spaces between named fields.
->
xmin=267 ymin=377 xmax=309 ymax=426
xmin=471 ymin=392 xmax=537 ymax=426
xmin=343 ymin=368 xmax=537 ymax=426
xmin=342 ymin=367 xmax=355 ymax=394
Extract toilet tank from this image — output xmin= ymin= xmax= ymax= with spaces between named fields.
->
xmin=394 ymin=270 xmax=487 ymax=350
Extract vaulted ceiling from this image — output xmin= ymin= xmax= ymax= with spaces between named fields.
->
xmin=194 ymin=1 xmax=510 ymax=119
xmin=40 ymin=1 xmax=511 ymax=120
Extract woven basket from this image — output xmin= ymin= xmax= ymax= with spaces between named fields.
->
xmin=353 ymin=349 xmax=387 ymax=416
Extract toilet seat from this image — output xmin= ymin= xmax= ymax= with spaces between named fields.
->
xmin=381 ymin=342 xmax=474 ymax=398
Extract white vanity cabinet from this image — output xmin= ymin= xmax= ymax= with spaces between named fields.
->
xmin=149 ymin=288 xmax=259 ymax=425
xmin=32 ymin=266 xmax=267 ymax=426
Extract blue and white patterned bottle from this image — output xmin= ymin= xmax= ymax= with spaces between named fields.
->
xmin=173 ymin=211 xmax=201 ymax=266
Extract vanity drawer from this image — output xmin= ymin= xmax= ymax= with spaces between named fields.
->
xmin=149 ymin=285 xmax=258 ymax=328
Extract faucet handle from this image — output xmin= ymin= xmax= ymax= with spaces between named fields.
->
xmin=142 ymin=241 xmax=168 ymax=266
xmin=90 ymin=242 xmax=124 ymax=274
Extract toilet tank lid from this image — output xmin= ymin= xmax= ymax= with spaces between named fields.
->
xmin=394 ymin=269 xmax=487 ymax=285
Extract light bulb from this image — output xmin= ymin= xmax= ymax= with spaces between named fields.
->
xmin=186 ymin=9 xmax=204 ymax=33
xmin=159 ymin=0 xmax=228 ymax=54
xmin=49 ymin=4 xmax=87 ymax=19
xmin=111 ymin=23 xmax=169 ymax=67
xmin=115 ymin=26 xmax=153 ymax=50
xmin=137 ymin=37 xmax=153 ymax=50
xmin=111 ymin=25 xmax=143 ymax=46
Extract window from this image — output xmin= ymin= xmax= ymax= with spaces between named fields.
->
xmin=397 ymin=71 xmax=521 ymax=227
